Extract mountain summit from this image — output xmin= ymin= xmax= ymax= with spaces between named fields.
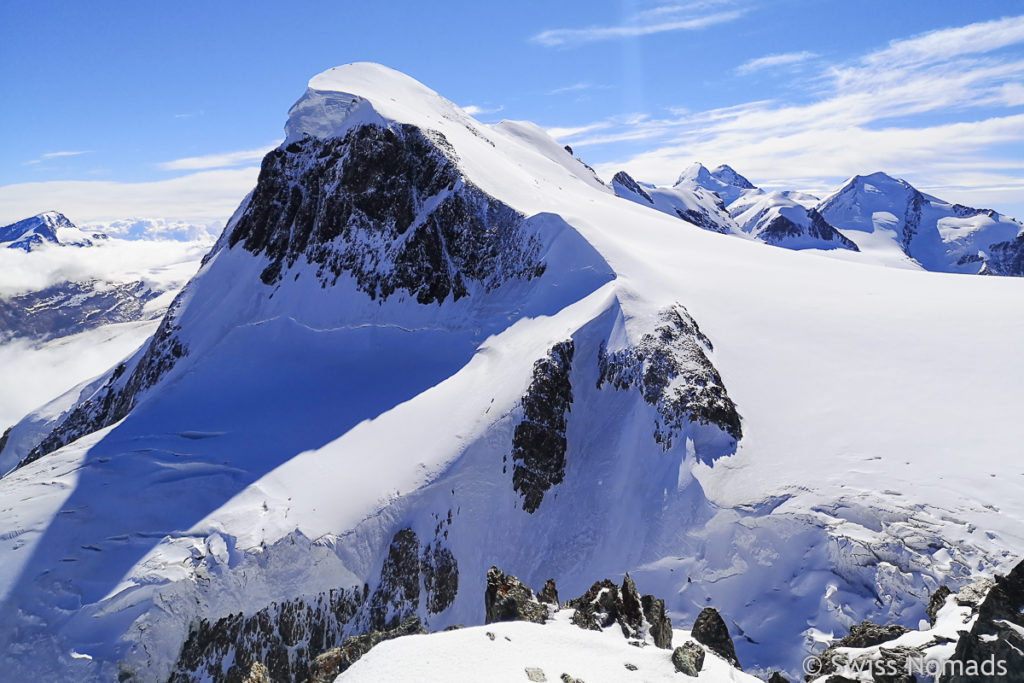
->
xmin=817 ymin=171 xmax=1024 ymax=274
xmin=0 ymin=211 xmax=105 ymax=251
xmin=1 ymin=64 xmax=1022 ymax=681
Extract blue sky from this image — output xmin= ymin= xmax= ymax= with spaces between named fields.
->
xmin=2 ymin=0 xmax=1024 ymax=224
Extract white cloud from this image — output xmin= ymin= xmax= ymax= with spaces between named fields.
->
xmin=82 ymin=217 xmax=224 ymax=242
xmin=560 ymin=15 xmax=1024 ymax=215
xmin=531 ymin=9 xmax=745 ymax=47
xmin=544 ymin=121 xmax=615 ymax=140
xmin=0 ymin=167 xmax=259 ymax=225
xmin=549 ymin=82 xmax=606 ymax=95
xmin=461 ymin=104 xmax=505 ymax=116
xmin=736 ymin=51 xmax=816 ymax=75
xmin=158 ymin=143 xmax=280 ymax=171
xmin=23 ymin=150 xmax=92 ymax=166
xmin=860 ymin=15 xmax=1024 ymax=70
xmin=42 ymin=151 xmax=90 ymax=159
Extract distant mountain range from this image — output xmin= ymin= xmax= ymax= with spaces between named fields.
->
xmin=612 ymin=164 xmax=1024 ymax=275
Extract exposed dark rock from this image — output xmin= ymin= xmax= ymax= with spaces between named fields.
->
xmin=768 ymin=672 xmax=790 ymax=683
xmin=422 ymin=542 xmax=458 ymax=614
xmin=307 ymin=615 xmax=426 ymax=682
xmin=833 ymin=621 xmax=910 ymax=649
xmin=926 ymin=585 xmax=952 ymax=625
xmin=563 ymin=145 xmax=574 ymax=156
xmin=598 ymin=305 xmax=741 ymax=453
xmin=612 ymin=171 xmax=654 ymax=204
xmin=512 ymin=339 xmax=574 ymax=513
xmin=806 ymin=620 xmax=912 ymax=682
xmin=901 ymin=189 xmax=926 ymax=252
xmin=624 ymin=663 xmax=638 ymax=671
xmin=944 ymin=558 xmax=1024 ymax=682
xmin=756 ymin=210 xmax=858 ymax=251
xmin=369 ymin=528 xmax=422 ymax=630
xmin=240 ymin=661 xmax=270 ymax=683
xmin=560 ymin=674 xmax=584 ymax=683
xmin=873 ymin=646 xmax=919 ymax=683
xmin=618 ymin=575 xmax=645 ymax=640
xmin=641 ymin=594 xmax=672 ymax=650
xmin=485 ymin=566 xmax=548 ymax=625
xmin=568 ymin=579 xmax=621 ymax=632
xmin=674 ymin=205 xmax=731 ymax=234
xmin=229 ymin=125 xmax=545 ymax=301
xmin=168 ymin=586 xmax=363 ymax=683
xmin=988 ymin=232 xmax=1024 ymax=276
xmin=0 ymin=280 xmax=162 ymax=344
xmin=539 ymin=579 xmax=560 ymax=606
xmin=566 ymin=575 xmax=670 ymax=648
xmin=690 ymin=607 xmax=741 ymax=669
xmin=672 ymin=640 xmax=705 ymax=676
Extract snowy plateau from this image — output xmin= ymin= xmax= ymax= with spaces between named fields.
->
xmin=0 ymin=63 xmax=1023 ymax=682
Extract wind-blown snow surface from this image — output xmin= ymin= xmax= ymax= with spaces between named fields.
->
xmin=338 ymin=610 xmax=761 ymax=682
xmin=1 ymin=63 xmax=1023 ymax=681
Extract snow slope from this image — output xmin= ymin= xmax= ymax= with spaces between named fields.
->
xmin=338 ymin=609 xmax=761 ymax=683
xmin=0 ymin=63 xmax=1022 ymax=682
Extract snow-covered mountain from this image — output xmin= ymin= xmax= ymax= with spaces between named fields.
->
xmin=730 ymin=190 xmax=858 ymax=251
xmin=611 ymin=168 xmax=736 ymax=235
xmin=613 ymin=164 xmax=860 ymax=252
xmin=817 ymin=171 xmax=1024 ymax=275
xmin=0 ymin=211 xmax=107 ymax=251
xmin=612 ymin=164 xmax=1024 ymax=269
xmin=677 ymin=162 xmax=758 ymax=206
xmin=0 ymin=225 xmax=212 ymax=441
xmin=1 ymin=63 xmax=1023 ymax=682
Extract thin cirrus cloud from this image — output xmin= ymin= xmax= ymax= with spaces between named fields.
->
xmin=158 ymin=143 xmax=281 ymax=171
xmin=552 ymin=15 xmax=1024 ymax=212
xmin=548 ymin=82 xmax=608 ymax=95
xmin=736 ymin=51 xmax=817 ymax=75
xmin=24 ymin=150 xmax=92 ymax=166
xmin=531 ymin=9 xmax=745 ymax=48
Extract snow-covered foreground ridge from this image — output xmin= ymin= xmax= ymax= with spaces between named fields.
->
xmin=0 ymin=63 xmax=1022 ymax=681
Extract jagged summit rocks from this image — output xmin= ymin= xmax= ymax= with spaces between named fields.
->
xmin=564 ymin=573 xmax=674 ymax=650
xmin=0 ymin=211 xmax=106 ymax=251
xmin=485 ymin=566 xmax=549 ymax=625
xmin=944 ymin=558 xmax=1024 ymax=682
xmin=690 ymin=607 xmax=741 ymax=670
